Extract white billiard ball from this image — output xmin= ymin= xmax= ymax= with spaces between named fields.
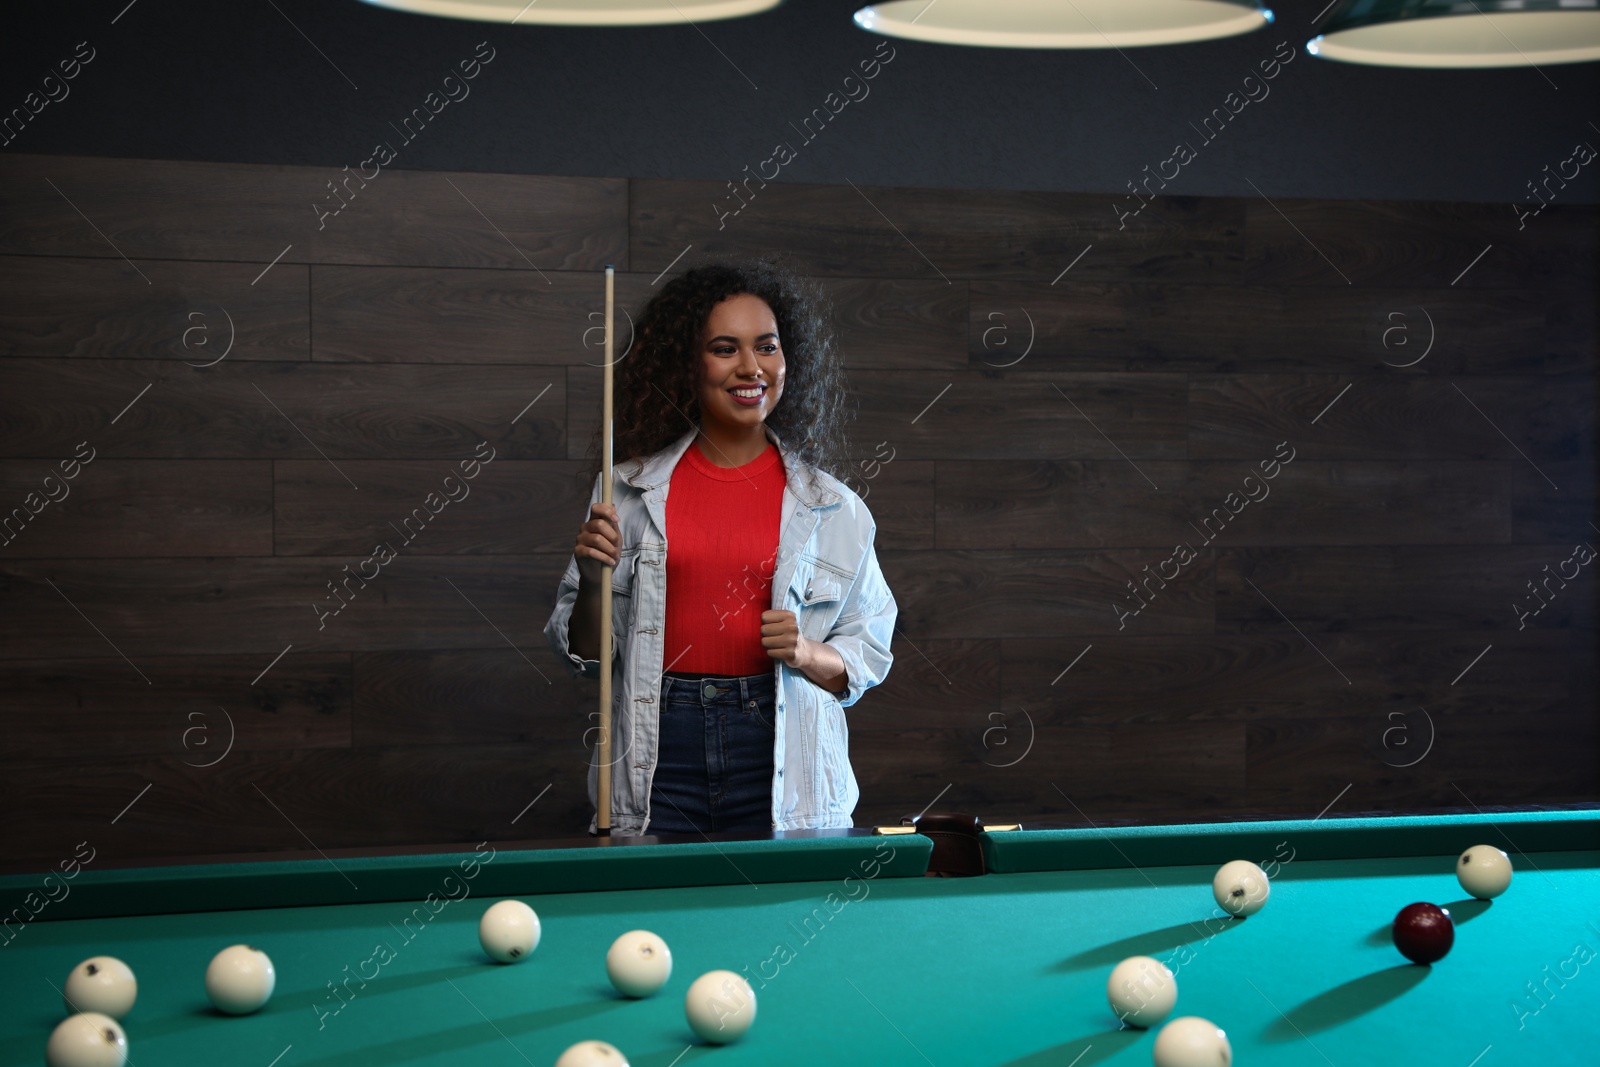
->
xmin=63 ymin=956 xmax=137 ymax=1019
xmin=1106 ymin=955 xmax=1177 ymax=1028
xmin=45 ymin=1011 xmax=126 ymax=1067
xmin=1153 ymin=1015 xmax=1232 ymax=1067
xmin=606 ymin=929 xmax=672 ymax=997
xmin=1212 ymin=860 xmax=1270 ymax=917
xmin=685 ymin=970 xmax=756 ymax=1044
xmin=479 ymin=900 xmax=541 ymax=963
xmin=554 ymin=1040 xmax=630 ymax=1067
xmin=1457 ymin=844 xmax=1513 ymax=899
xmin=205 ymin=944 xmax=276 ymax=1015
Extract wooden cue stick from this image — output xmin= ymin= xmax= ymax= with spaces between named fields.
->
xmin=597 ymin=264 xmax=615 ymax=835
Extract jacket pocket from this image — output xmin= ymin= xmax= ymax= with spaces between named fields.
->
xmin=790 ymin=561 xmax=846 ymax=641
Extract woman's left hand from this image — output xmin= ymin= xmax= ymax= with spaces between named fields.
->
xmin=762 ymin=610 xmax=850 ymax=695
xmin=759 ymin=610 xmax=811 ymax=669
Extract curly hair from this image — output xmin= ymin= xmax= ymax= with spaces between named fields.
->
xmin=576 ymin=259 xmax=855 ymax=499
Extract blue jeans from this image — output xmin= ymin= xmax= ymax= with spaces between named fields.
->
xmin=648 ymin=671 xmax=776 ymax=834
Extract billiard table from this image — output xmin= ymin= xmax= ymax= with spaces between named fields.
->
xmin=3 ymin=811 xmax=1596 ymax=1066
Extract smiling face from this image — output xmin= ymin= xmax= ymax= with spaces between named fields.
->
xmin=696 ymin=292 xmax=785 ymax=434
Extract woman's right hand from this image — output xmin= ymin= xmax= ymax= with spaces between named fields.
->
xmin=574 ymin=502 xmax=621 ymax=586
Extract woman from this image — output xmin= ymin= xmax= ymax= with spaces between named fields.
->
xmin=542 ymin=261 xmax=897 ymax=836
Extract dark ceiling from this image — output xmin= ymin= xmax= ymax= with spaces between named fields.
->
xmin=3 ymin=0 xmax=1598 ymax=205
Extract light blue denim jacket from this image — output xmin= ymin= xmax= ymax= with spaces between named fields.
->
xmin=543 ymin=423 xmax=897 ymax=835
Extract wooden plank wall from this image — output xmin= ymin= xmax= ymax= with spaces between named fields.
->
xmin=0 ymin=152 xmax=1593 ymax=870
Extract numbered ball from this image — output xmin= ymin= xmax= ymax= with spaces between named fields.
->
xmin=205 ymin=944 xmax=276 ymax=1014
xmin=1152 ymin=1015 xmax=1231 ymax=1067
xmin=1456 ymin=844 xmax=1512 ymax=899
xmin=46 ymin=1011 xmax=127 ymax=1067
xmin=1392 ymin=902 xmax=1454 ymax=964
xmin=63 ymin=956 xmax=137 ymax=1019
xmin=1106 ymin=955 xmax=1177 ymax=1028
xmin=1212 ymin=860 xmax=1270 ymax=917
xmin=555 ymin=1040 xmax=629 ymax=1067
xmin=685 ymin=970 xmax=757 ymax=1044
xmin=479 ymin=900 xmax=541 ymax=963
xmin=607 ymin=929 xmax=672 ymax=997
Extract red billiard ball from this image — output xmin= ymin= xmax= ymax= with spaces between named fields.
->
xmin=1392 ymin=902 xmax=1454 ymax=964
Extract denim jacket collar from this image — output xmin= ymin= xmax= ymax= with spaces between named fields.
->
xmin=620 ymin=424 xmax=842 ymax=511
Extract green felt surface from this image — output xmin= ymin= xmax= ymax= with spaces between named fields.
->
xmin=0 ymin=833 xmax=935 ymax=921
xmin=3 ymin=820 xmax=1597 ymax=1066
xmin=983 ymin=808 xmax=1600 ymax=872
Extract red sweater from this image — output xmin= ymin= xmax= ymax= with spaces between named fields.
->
xmin=663 ymin=439 xmax=787 ymax=676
